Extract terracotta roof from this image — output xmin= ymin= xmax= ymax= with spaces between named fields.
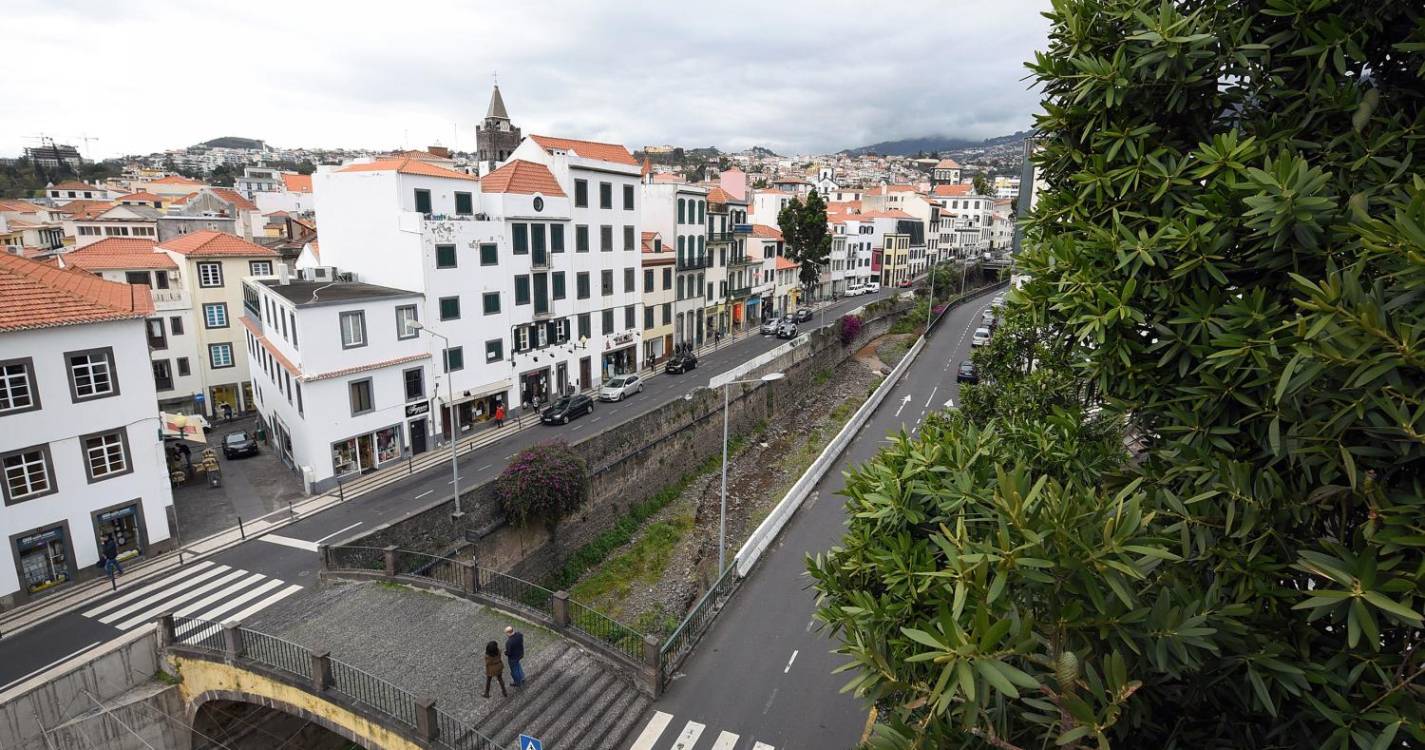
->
xmin=0 ymin=199 xmax=49 ymax=214
xmin=750 ymin=224 xmax=784 ymax=240
xmin=934 ymin=158 xmax=961 ymax=169
xmin=529 ymin=135 xmax=638 ymax=166
xmin=151 ymin=175 xmax=207 ymax=186
xmin=158 ymin=230 xmax=278 ymax=257
xmin=775 ymin=256 xmax=799 ymax=270
xmin=388 ymin=149 xmax=451 ymax=162
xmin=50 ymin=180 xmax=99 ymax=191
xmin=651 ymin=173 xmax=685 ymax=184
xmin=65 ymin=238 xmax=176 ymax=270
xmin=337 ymin=158 xmax=478 ymax=181
xmin=931 ymin=184 xmax=973 ymax=197
xmin=170 ymin=192 xmax=197 ymax=206
xmin=859 ymin=209 xmax=916 ymax=220
xmin=480 ymin=160 xmax=566 ymax=197
xmin=56 ymin=200 xmax=114 ymax=219
xmin=117 ymin=191 xmax=163 ymax=203
xmin=306 ymin=352 xmax=431 ymax=383
xmin=0 ymin=252 xmax=153 ymax=332
xmin=239 ymin=316 xmax=300 ymax=377
xmin=640 ymin=158 xmax=652 ymax=178
xmin=207 ymin=187 xmax=259 ymax=212
xmin=307 ymin=241 xmax=320 ymax=262
xmin=641 ymin=231 xmax=670 ymax=256
xmin=281 ymin=173 xmax=312 ymax=193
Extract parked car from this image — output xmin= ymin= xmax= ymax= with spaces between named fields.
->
xmin=762 ymin=317 xmax=791 ymax=335
xmin=776 ymin=320 xmax=799 ymax=339
xmin=865 ymin=281 xmax=882 ymax=293
xmin=971 ymin=327 xmax=992 ymax=346
xmin=665 ymin=351 xmax=698 ymax=373
xmin=844 ymin=284 xmax=866 ymax=297
xmin=541 ymin=393 xmax=594 ymax=424
xmin=897 ymin=279 xmax=913 ymax=288
xmin=598 ymin=374 xmax=644 ymax=401
xmin=956 ymin=360 xmax=978 ymax=383
xmin=222 ymin=431 xmax=259 ymax=459
xmin=794 ymin=307 xmax=813 ymax=322
xmin=992 ymin=295 xmax=1005 ymax=308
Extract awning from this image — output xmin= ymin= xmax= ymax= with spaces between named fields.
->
xmin=161 ymin=412 xmax=209 ymax=444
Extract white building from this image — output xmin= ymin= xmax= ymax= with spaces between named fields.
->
xmin=44 ymin=180 xmax=119 ymax=205
xmin=254 ymin=173 xmax=315 ymax=215
xmin=0 ymin=253 xmax=174 ymax=609
xmin=640 ymin=181 xmax=709 ymax=347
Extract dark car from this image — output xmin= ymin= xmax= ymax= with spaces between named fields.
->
xmin=794 ymin=307 xmax=813 ymax=323
xmin=541 ymin=394 xmax=594 ymax=425
xmin=222 ymin=431 xmax=259 ymax=459
xmin=956 ymin=360 xmax=978 ymax=384
xmin=665 ymin=351 xmax=698 ymax=374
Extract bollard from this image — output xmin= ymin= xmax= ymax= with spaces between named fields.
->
xmin=310 ymin=650 xmax=333 ymax=691
xmin=415 ymin=695 xmax=438 ymax=740
xmin=222 ymin=621 xmax=245 ymax=660
xmin=552 ymin=591 xmax=570 ymax=628
xmin=383 ymin=545 xmax=399 ymax=578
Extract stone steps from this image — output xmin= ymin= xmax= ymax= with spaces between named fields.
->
xmin=580 ymin=684 xmax=651 ymax=750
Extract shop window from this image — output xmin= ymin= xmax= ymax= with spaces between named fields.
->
xmin=2 ymin=445 xmax=55 ymax=504
xmin=96 ymin=505 xmax=143 ymax=562
xmin=349 ymin=378 xmax=374 ymax=415
xmin=66 ymin=347 xmax=117 ymax=402
xmin=0 ymin=358 xmax=39 ymax=415
xmin=16 ymin=526 xmax=69 ymax=594
xmin=82 ymin=430 xmax=131 ymax=482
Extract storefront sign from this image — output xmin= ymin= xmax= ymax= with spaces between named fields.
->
xmin=18 ymin=528 xmax=63 ymax=550
xmin=405 ymin=401 xmax=430 ymax=418
xmin=98 ymin=506 xmax=137 ymax=524
xmin=610 ymin=332 xmax=634 ymax=346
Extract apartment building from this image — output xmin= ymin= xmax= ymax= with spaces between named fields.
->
xmin=640 ymin=181 xmax=709 ymax=347
xmin=709 ymin=188 xmax=755 ymax=333
xmin=746 ymin=225 xmax=785 ymax=322
xmin=0 ymin=253 xmax=174 ymax=609
xmin=640 ymin=232 xmax=675 ymax=364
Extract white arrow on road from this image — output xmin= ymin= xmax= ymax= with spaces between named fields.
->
xmin=895 ymin=394 xmax=912 ymax=417
xmin=944 ymin=398 xmax=955 ymax=409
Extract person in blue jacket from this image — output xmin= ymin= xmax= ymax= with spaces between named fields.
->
xmin=504 ymin=626 xmax=525 ymax=687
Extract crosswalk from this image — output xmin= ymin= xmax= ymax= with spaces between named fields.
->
xmin=628 ymin=712 xmax=775 ymax=750
xmin=80 ymin=560 xmax=301 ymax=632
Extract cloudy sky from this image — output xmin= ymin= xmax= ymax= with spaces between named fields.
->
xmin=3 ymin=0 xmax=1050 ymax=159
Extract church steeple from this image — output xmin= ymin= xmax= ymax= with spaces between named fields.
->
xmin=486 ymin=84 xmax=509 ymax=121
xmin=476 ymin=82 xmax=521 ymax=176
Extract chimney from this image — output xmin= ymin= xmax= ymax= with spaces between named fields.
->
xmin=428 ymin=145 xmax=451 ymax=158
xmin=276 ymin=264 xmax=290 ymax=285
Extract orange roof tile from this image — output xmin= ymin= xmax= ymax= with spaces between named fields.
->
xmin=859 ymin=209 xmax=916 ymax=220
xmin=775 ymin=256 xmax=799 ymax=270
xmin=530 ymin=135 xmax=638 ymax=166
xmin=50 ymin=180 xmax=100 ymax=191
xmin=158 ymin=230 xmax=277 ymax=258
xmin=118 ymin=191 xmax=163 ymax=203
xmin=65 ymin=238 xmax=175 ymax=270
xmin=307 ymin=241 xmax=320 ymax=262
xmin=705 ymin=186 xmax=744 ymax=204
xmin=239 ymin=316 xmax=300 ymax=377
xmin=934 ymin=158 xmax=961 ymax=169
xmin=207 ymin=187 xmax=259 ymax=212
xmin=750 ymin=224 xmax=783 ymax=240
xmin=56 ymin=200 xmax=114 ymax=219
xmin=480 ymin=160 xmax=566 ymax=197
xmin=282 ymin=173 xmax=313 ymax=193
xmin=931 ymin=184 xmax=973 ymax=197
xmin=651 ymin=173 xmax=685 ymax=184
xmin=337 ymin=157 xmax=478 ymax=181
xmin=0 ymin=252 xmax=153 ymax=332
xmin=0 ymin=199 xmax=50 ymax=216
xmin=151 ymin=175 xmax=207 ymax=186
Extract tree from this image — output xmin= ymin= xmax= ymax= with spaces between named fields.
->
xmin=493 ymin=442 xmax=589 ymax=536
xmin=777 ymin=189 xmax=832 ymax=296
xmin=971 ymin=173 xmax=991 ymax=197
xmin=811 ymin=1 xmax=1425 ymax=748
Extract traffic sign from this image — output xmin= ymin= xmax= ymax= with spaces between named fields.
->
xmin=519 ymin=735 xmax=543 ymax=750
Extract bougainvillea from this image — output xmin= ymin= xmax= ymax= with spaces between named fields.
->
xmin=838 ymin=314 xmax=863 ymax=346
xmin=493 ymin=441 xmax=589 ymax=530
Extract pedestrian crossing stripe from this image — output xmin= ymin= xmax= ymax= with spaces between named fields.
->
xmin=78 ymin=561 xmax=300 ymax=632
xmin=626 ymin=711 xmax=776 ymax=750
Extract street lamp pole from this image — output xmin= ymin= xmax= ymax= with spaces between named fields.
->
xmin=926 ymin=260 xmax=937 ymax=331
xmin=715 ymin=371 xmax=786 ymax=573
xmin=411 ymin=322 xmax=461 ymax=517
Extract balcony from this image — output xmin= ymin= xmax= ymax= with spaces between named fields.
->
xmin=727 ymin=254 xmax=757 ymax=267
xmin=676 ymin=256 xmax=712 ymax=271
xmin=708 ymin=232 xmax=736 ymax=242
xmin=729 ymin=286 xmax=752 ymax=298
xmin=732 ymin=224 xmax=753 ymax=234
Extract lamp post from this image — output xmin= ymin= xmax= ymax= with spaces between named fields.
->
xmin=716 ymin=371 xmax=785 ymax=573
xmin=410 ymin=322 xmax=461 ymax=518
xmin=926 ymin=260 xmax=937 ymax=331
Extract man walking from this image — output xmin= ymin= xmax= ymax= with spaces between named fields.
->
xmin=101 ymin=533 xmax=123 ymax=585
xmin=504 ymin=626 xmax=525 ymax=687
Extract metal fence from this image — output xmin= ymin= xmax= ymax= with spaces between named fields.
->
xmin=475 ymin=566 xmax=554 ymax=618
xmin=328 ymin=658 xmax=418 ymax=728
xmin=568 ymin=600 xmax=644 ymax=663
xmin=436 ymin=708 xmax=502 ymax=750
xmin=173 ymin=614 xmax=225 ymax=651
xmin=245 ymin=629 xmax=311 ymax=680
xmin=396 ymin=549 xmax=465 ymax=589
xmin=659 ymin=563 xmax=739 ymax=683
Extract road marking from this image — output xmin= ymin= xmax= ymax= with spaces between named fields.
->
xmin=761 ymin=687 xmax=779 ymax=715
xmin=709 ymin=731 xmax=740 ymax=750
xmin=81 ymin=561 xmax=216 ymax=618
xmin=414 ymin=490 xmax=433 ymax=500
xmin=95 ymin=565 xmax=232 ymax=623
xmin=477 ymin=464 xmax=492 ymax=472
xmin=894 ymin=394 xmax=911 ymax=417
xmin=448 ymin=479 xmax=455 ymax=484
xmin=260 ymin=534 xmax=319 ymax=552
xmin=211 ymin=584 xmax=303 ymax=626
xmin=572 ymin=424 xmax=584 ymax=431
xmin=944 ymin=398 xmax=955 ymax=409
xmin=592 ymin=416 xmax=602 ymax=422
xmin=175 ymin=579 xmax=287 ymax=635
xmin=628 ymin=711 xmax=673 ymax=750
xmin=112 ymin=568 xmax=252 ymax=630
xmin=754 ymin=743 xmax=776 ymax=750
xmin=924 ymin=386 xmax=938 ymax=408
xmin=313 ymin=522 xmax=362 ymax=545
xmin=806 ymin=619 xmax=815 ymax=632
xmin=170 ymin=574 xmax=269 ymax=619
xmin=784 ymin=649 xmax=799 ymax=673
xmin=0 ymin=640 xmax=102 ymax=695
xmin=671 ymin=720 xmax=705 ymax=749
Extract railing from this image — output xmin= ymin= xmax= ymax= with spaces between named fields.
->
xmin=476 ymin=566 xmax=555 ymax=617
xmin=329 ymin=658 xmax=418 ymax=727
xmin=728 ymin=254 xmax=757 ymax=266
xmin=728 ymin=286 xmax=752 ymax=298
xmin=245 ymin=628 xmax=312 ymax=680
xmin=676 ymin=256 xmax=712 ymax=271
xmin=708 ymin=232 xmax=736 ymax=242
xmin=568 ymin=599 xmax=643 ymax=663
xmin=659 ymin=563 xmax=739 ymax=684
xmin=436 ymin=708 xmax=502 ymax=750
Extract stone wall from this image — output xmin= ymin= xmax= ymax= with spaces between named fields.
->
xmin=339 ymin=296 xmax=914 ymax=583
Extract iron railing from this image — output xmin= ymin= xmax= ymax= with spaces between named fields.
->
xmin=436 ymin=709 xmax=502 ymax=750
xmin=568 ymin=600 xmax=644 ymax=663
xmin=329 ymin=658 xmax=419 ymax=728
xmin=659 ymin=563 xmax=739 ymax=683
xmin=245 ymin=629 xmax=312 ymax=680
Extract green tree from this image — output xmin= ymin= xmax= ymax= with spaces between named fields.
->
xmin=971 ymin=173 xmax=991 ymax=196
xmin=811 ymin=1 xmax=1425 ymax=748
xmin=777 ymin=189 xmax=832 ymax=296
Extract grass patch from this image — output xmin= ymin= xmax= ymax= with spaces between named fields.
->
xmin=812 ymin=368 xmax=832 ymax=386
xmin=154 ymin=670 xmax=181 ymax=686
xmin=571 ymin=515 xmax=693 ymax=604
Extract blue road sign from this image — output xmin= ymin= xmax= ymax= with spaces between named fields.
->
xmin=519 ymin=735 xmax=543 ymax=750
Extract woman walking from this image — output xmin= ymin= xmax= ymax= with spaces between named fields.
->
xmin=483 ymin=640 xmax=507 ymax=698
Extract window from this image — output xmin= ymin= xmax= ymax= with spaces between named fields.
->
xmin=203 ymin=303 xmax=228 ymax=328
xmin=677 ymin=276 xmax=685 ymax=300
xmin=443 ymin=346 xmax=464 ymax=372
xmin=601 ymin=309 xmax=614 ymax=334
xmin=576 ymin=225 xmax=590 ymax=252
xmin=600 ymin=225 xmax=613 ymax=252
xmin=532 ymin=224 xmax=546 ymax=254
xmin=578 ymin=313 xmax=591 ymax=340
xmin=663 ymin=268 xmax=672 ymax=289
xmin=699 ymin=200 xmax=706 ymax=224
xmin=515 ymin=275 xmax=531 ymax=305
xmin=339 ymin=311 xmax=367 ymax=348
xmin=414 ymin=188 xmax=432 ymax=214
xmin=513 ymin=223 xmax=529 ymax=254
xmin=454 ymin=191 xmax=473 ymax=215
xmin=678 ymin=199 xmax=685 ymax=224
xmin=153 ymin=359 xmax=173 ymax=391
xmin=82 ymin=430 xmax=130 ymax=482
xmin=625 ymin=305 xmax=636 ymax=330
xmin=2 ymin=445 xmax=53 ymax=504
xmin=514 ymin=326 xmax=530 ymax=352
xmin=396 ymin=305 xmax=419 ymax=339
xmin=67 ymin=348 xmax=116 ymax=401
xmin=349 ymin=379 xmax=374 ymax=415
xmin=0 ymin=359 xmax=39 ymax=414
xmin=624 ymin=267 xmax=635 ymax=293
xmin=296 ymin=382 xmax=303 ymax=415
xmin=125 ymin=270 xmax=151 ymax=286
xmin=197 ymin=262 xmax=223 ymax=287
xmin=644 ymin=306 xmax=654 ymax=329
xmin=644 ymin=269 xmax=654 ymax=292
xmin=623 ymin=184 xmax=634 ymax=210
xmin=177 ymin=357 xmax=190 ymax=376
xmin=577 ymin=272 xmax=590 ymax=299
xmin=209 ymin=343 xmax=234 ymax=368
xmin=170 ymin=316 xmax=184 ymax=335
xmin=533 ymin=196 xmax=545 ymax=212
xmin=436 ymin=244 xmax=457 ymax=268
xmin=249 ymin=260 xmax=273 ymax=276
xmin=551 ymin=224 xmax=565 ymax=252
xmin=662 ymin=302 xmax=671 ymax=324
xmin=599 ymin=182 xmax=613 ymax=209
xmin=482 ymin=292 xmax=501 ymax=315
xmin=479 ymin=243 xmax=498 ymax=266
xmin=601 ymin=270 xmax=613 ymax=296
xmin=439 ymin=296 xmax=461 ymax=320
xmin=624 ymin=225 xmax=635 ymax=251
xmin=485 ymin=339 xmax=504 ymax=363
xmin=574 ymin=179 xmax=588 ymax=207
xmin=404 ymin=368 xmax=424 ymax=401
xmin=552 ymin=272 xmax=566 ymax=300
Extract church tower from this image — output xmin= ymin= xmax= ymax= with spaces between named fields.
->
xmin=475 ymin=84 xmax=521 ymax=176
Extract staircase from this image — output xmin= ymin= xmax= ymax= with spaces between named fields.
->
xmin=475 ymin=642 xmax=652 ymax=750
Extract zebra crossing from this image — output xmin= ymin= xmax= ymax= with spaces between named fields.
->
xmin=80 ymin=560 xmax=301 ymax=632
xmin=627 ymin=711 xmax=776 ymax=750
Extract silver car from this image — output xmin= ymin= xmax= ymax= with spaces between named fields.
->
xmin=598 ymin=374 xmax=644 ymax=401
xmin=972 ymin=327 xmax=992 ymax=346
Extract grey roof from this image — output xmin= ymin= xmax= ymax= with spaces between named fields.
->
xmin=259 ymin=278 xmax=420 ymax=307
xmin=486 ymin=85 xmax=509 ymax=120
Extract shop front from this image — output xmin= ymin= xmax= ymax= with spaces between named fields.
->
xmin=332 ymin=424 xmax=402 ymax=477
xmin=643 ymin=336 xmax=665 ymax=366
xmin=92 ymin=500 xmax=148 ymax=563
xmin=602 ymin=332 xmax=637 ymax=381
xmin=748 ymin=295 xmax=763 ymax=323
xmin=731 ymin=301 xmax=745 ymax=331
xmin=11 ymin=523 xmax=73 ymax=597
xmin=439 ymin=382 xmax=509 ymax=439
xmin=519 ymin=367 xmax=551 ymax=410
xmin=406 ymin=400 xmax=431 ymax=455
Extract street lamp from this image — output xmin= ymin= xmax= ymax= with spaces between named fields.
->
xmin=409 ymin=321 xmax=462 ymax=518
xmin=715 ymin=371 xmax=785 ymax=573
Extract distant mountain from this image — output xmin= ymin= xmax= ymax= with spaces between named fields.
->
xmin=202 ymin=136 xmax=266 ymax=150
xmin=841 ymin=130 xmax=1032 ymax=157
xmin=747 ymin=145 xmax=780 ymax=158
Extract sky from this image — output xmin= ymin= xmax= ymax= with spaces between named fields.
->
xmin=2 ymin=0 xmax=1051 ymax=160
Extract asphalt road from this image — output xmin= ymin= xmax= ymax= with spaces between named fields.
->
xmin=0 ymin=288 xmax=899 ymax=694
xmin=623 ymin=286 xmax=1001 ymax=750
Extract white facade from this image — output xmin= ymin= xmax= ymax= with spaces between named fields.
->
xmin=640 ymin=182 xmax=709 ymax=347
xmin=74 ymin=266 xmax=204 ymax=409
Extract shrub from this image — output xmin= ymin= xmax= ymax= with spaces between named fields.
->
xmin=838 ymin=314 xmax=863 ymax=345
xmin=493 ymin=441 xmax=588 ymax=530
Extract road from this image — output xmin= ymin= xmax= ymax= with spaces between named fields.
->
xmin=623 ymin=286 xmax=1001 ymax=750
xmin=0 ymin=289 xmax=897 ymax=694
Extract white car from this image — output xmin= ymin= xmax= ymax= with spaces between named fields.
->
xmin=598 ymin=374 xmax=644 ymax=401
xmin=844 ymin=284 xmax=866 ymax=297
xmin=971 ymin=327 xmax=992 ymax=346
xmin=865 ymin=281 xmax=882 ymax=293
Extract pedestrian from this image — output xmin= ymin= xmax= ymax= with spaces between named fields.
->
xmin=494 ymin=404 xmax=505 ymax=428
xmin=483 ymin=640 xmax=507 ymax=698
xmin=101 ymin=533 xmax=123 ymax=581
xmin=504 ymin=626 xmax=525 ymax=687
xmin=221 ymin=402 xmax=233 ymax=422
